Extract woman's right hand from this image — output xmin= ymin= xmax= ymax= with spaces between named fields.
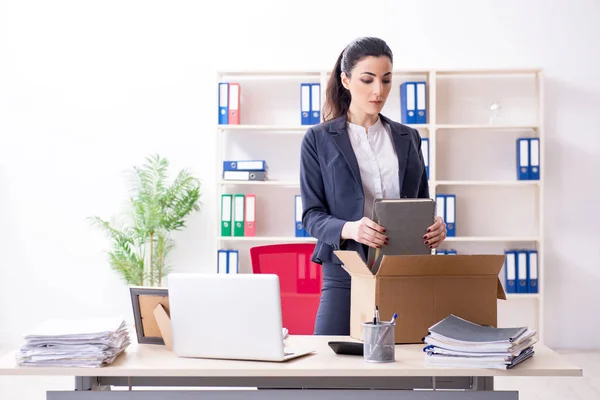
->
xmin=341 ymin=217 xmax=388 ymax=248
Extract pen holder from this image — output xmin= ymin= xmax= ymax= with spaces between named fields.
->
xmin=362 ymin=321 xmax=396 ymax=363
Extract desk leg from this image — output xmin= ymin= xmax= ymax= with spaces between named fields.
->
xmin=74 ymin=376 xmax=111 ymax=392
xmin=471 ymin=377 xmax=494 ymax=391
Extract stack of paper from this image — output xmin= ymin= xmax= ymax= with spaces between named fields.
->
xmin=423 ymin=314 xmax=536 ymax=370
xmin=16 ymin=317 xmax=130 ymax=368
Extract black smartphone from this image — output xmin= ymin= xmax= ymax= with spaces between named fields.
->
xmin=328 ymin=341 xmax=363 ymax=356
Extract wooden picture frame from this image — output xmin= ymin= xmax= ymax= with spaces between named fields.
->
xmin=129 ymin=286 xmax=170 ymax=345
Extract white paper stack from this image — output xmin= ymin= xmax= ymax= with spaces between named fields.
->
xmin=423 ymin=314 xmax=536 ymax=370
xmin=16 ymin=317 xmax=131 ymax=368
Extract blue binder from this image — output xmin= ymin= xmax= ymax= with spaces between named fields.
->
xmin=295 ymin=195 xmax=305 ymax=237
xmin=447 ymin=249 xmax=457 ymax=255
xmin=218 ymin=82 xmax=229 ymax=125
xmin=504 ymin=250 xmax=517 ymax=294
xmin=301 ymin=83 xmax=311 ymax=125
xmin=529 ymin=138 xmax=540 ymax=180
xmin=421 ymin=138 xmax=429 ymax=179
xmin=227 ymin=249 xmax=239 ymax=274
xmin=310 ymin=83 xmax=321 ymax=125
xmin=223 ymin=160 xmax=266 ymax=171
xmin=516 ymin=138 xmax=530 ymax=180
xmin=445 ymin=194 xmax=456 ymax=237
xmin=527 ymin=250 xmax=538 ymax=293
xmin=400 ymin=82 xmax=417 ymax=124
xmin=436 ymin=249 xmax=446 ymax=255
xmin=415 ymin=82 xmax=427 ymax=124
xmin=516 ymin=250 xmax=529 ymax=293
xmin=217 ymin=249 xmax=228 ymax=274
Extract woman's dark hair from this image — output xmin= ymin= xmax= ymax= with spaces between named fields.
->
xmin=323 ymin=37 xmax=393 ymax=121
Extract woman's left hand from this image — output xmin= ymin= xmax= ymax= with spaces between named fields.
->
xmin=424 ymin=216 xmax=446 ymax=249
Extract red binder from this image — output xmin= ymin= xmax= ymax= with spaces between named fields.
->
xmin=245 ymin=194 xmax=256 ymax=236
xmin=228 ymin=83 xmax=240 ymax=124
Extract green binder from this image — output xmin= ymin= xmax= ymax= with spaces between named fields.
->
xmin=221 ymin=194 xmax=232 ymax=237
xmin=233 ymin=194 xmax=245 ymax=236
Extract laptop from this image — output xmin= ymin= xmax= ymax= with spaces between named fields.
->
xmin=167 ymin=273 xmax=315 ymax=362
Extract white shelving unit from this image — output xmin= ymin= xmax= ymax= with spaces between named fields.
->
xmin=216 ymin=68 xmax=544 ymax=341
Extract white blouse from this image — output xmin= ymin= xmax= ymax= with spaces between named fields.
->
xmin=347 ymin=117 xmax=400 ymax=219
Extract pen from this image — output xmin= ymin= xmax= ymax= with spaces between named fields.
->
xmin=367 ymin=311 xmax=397 ymax=359
xmin=375 ymin=305 xmax=380 ymax=324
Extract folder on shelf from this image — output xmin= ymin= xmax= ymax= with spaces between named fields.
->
xmin=400 ymin=82 xmax=416 ymax=124
xmin=301 ymin=83 xmax=311 ymax=125
xmin=228 ymin=83 xmax=240 ymax=124
xmin=218 ymin=82 xmax=229 ymax=125
xmin=222 ymin=170 xmax=267 ymax=181
xmin=447 ymin=249 xmax=457 ymax=255
xmin=504 ymin=250 xmax=517 ymax=294
xmin=217 ymin=249 xmax=228 ymax=274
xmin=444 ymin=194 xmax=456 ymax=237
xmin=416 ymin=82 xmax=427 ymax=124
xmin=529 ymin=138 xmax=540 ymax=180
xmin=223 ymin=160 xmax=267 ymax=171
xmin=517 ymin=138 xmax=530 ymax=180
xmin=294 ymin=195 xmax=308 ymax=237
xmin=228 ymin=249 xmax=239 ymax=274
xmin=436 ymin=249 xmax=446 ymax=255
xmin=516 ymin=250 xmax=528 ymax=293
xmin=527 ymin=250 xmax=538 ymax=293
xmin=245 ymin=194 xmax=256 ymax=237
xmin=221 ymin=194 xmax=232 ymax=237
xmin=233 ymin=194 xmax=245 ymax=237
xmin=421 ymin=137 xmax=429 ymax=179
xmin=217 ymin=249 xmax=239 ymax=274
xmin=435 ymin=194 xmax=445 ymax=227
xmin=311 ymin=83 xmax=321 ymax=124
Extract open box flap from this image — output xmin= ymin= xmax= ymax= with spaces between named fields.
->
xmin=333 ymin=250 xmax=374 ymax=278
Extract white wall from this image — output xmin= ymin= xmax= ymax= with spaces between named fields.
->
xmin=0 ymin=0 xmax=599 ymax=350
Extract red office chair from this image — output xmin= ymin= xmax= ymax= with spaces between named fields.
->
xmin=249 ymin=243 xmax=322 ymax=335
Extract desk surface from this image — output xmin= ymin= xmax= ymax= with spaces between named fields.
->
xmin=0 ymin=335 xmax=582 ymax=378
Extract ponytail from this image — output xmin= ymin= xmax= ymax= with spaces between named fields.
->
xmin=323 ymin=50 xmax=351 ymax=121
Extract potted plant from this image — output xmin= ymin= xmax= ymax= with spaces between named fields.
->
xmin=89 ymin=154 xmax=201 ymax=287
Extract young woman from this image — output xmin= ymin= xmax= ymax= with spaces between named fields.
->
xmin=299 ymin=37 xmax=447 ymax=335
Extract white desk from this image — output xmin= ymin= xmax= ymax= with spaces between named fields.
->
xmin=0 ymin=335 xmax=582 ymax=399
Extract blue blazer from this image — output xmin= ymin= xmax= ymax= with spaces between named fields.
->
xmin=299 ymin=114 xmax=429 ymax=265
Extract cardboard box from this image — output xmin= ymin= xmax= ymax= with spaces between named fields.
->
xmin=333 ymin=251 xmax=507 ymax=344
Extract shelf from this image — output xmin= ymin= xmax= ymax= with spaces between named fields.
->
xmin=218 ymin=180 xmax=300 ymax=187
xmin=222 ymin=179 xmax=538 ymax=187
xmin=218 ymin=236 xmax=317 ymax=243
xmin=506 ymin=293 xmax=540 ymax=300
xmin=444 ymin=236 xmax=540 ymax=243
xmin=217 ymin=125 xmax=310 ymax=132
xmin=219 ymin=124 xmax=431 ymax=132
xmin=436 ymin=124 xmax=538 ymax=130
xmin=435 ymin=180 xmax=540 ymax=186
xmin=216 ymin=67 xmax=544 ymax=341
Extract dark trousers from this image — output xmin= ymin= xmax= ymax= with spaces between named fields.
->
xmin=313 ymin=262 xmax=352 ymax=335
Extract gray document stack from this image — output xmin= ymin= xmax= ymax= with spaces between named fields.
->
xmin=16 ymin=317 xmax=131 ymax=368
xmin=423 ymin=314 xmax=536 ymax=369
xmin=367 ymin=198 xmax=435 ymax=272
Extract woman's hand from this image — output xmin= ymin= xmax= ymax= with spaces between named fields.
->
xmin=341 ymin=217 xmax=388 ymax=248
xmin=424 ymin=216 xmax=447 ymax=249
